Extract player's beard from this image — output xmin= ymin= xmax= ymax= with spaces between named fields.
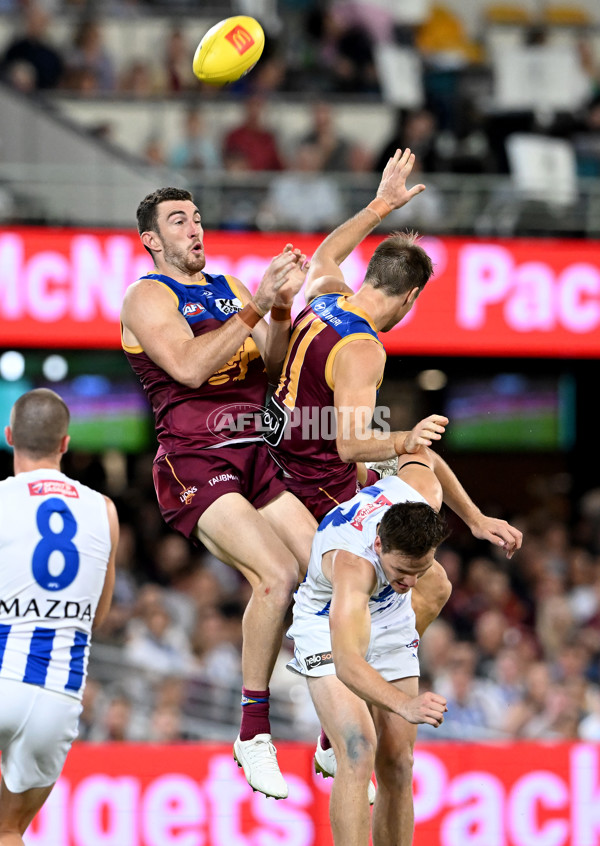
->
xmin=162 ymin=240 xmax=205 ymax=275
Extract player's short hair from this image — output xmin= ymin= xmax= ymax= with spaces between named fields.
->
xmin=10 ymin=388 xmax=70 ymax=458
xmin=137 ymin=187 xmax=194 ymax=258
xmin=363 ymin=232 xmax=433 ymax=297
xmin=378 ymin=501 xmax=449 ymax=557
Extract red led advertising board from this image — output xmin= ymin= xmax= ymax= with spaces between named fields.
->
xmin=1 ymin=227 xmax=599 ymax=356
xmin=23 ymin=741 xmax=600 ymax=846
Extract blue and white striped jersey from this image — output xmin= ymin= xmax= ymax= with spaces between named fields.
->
xmin=0 ymin=469 xmax=111 ymax=700
xmin=294 ymin=476 xmax=429 ymax=622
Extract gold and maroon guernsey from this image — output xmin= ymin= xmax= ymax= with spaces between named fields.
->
xmin=266 ymin=292 xmax=384 ymax=499
xmin=123 ymin=272 xmax=268 ymax=456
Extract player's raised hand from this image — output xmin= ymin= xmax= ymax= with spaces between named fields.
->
xmin=469 ymin=514 xmax=524 ymax=559
xmin=404 ymin=414 xmax=449 ymax=452
xmin=274 ymin=247 xmax=310 ymax=307
xmin=253 ymin=248 xmax=303 ymax=313
xmin=377 ymin=147 xmax=426 ymax=210
xmin=399 ymin=691 xmax=447 ymax=726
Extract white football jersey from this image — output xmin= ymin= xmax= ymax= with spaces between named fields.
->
xmin=0 ymin=469 xmax=111 ymax=700
xmin=294 ymin=475 xmax=429 ymax=624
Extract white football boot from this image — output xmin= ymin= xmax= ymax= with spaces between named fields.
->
xmin=234 ymin=734 xmax=289 ymax=799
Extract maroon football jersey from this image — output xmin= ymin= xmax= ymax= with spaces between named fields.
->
xmin=266 ymin=293 xmax=383 ymax=495
xmin=123 ymin=271 xmax=268 ymax=455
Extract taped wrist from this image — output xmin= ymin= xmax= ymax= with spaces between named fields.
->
xmin=236 ymin=301 xmax=264 ymax=329
xmin=270 ymin=306 xmax=292 ymax=322
xmin=366 ymin=197 xmax=393 ymax=224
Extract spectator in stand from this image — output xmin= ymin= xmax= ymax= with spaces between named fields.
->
xmin=76 ymin=679 xmax=105 ymax=742
xmin=223 ymin=95 xmax=284 ymax=171
xmin=502 ymin=660 xmax=552 ymax=737
xmin=148 ymin=704 xmax=187 ymax=741
xmin=304 ymin=4 xmax=379 ymax=93
xmin=375 ymin=108 xmax=440 ymax=174
xmin=62 ymin=17 xmax=116 ymax=92
xmin=300 ymin=100 xmax=353 ymax=171
xmin=0 ymin=2 xmax=63 ymax=90
xmin=162 ymin=28 xmax=196 ymax=92
xmin=93 ymin=523 xmax=139 ymax=645
xmin=428 ymin=641 xmax=504 ymax=739
xmin=169 ymin=107 xmax=222 ymax=173
xmin=473 ymin=609 xmax=511 ymax=678
xmin=260 ymin=140 xmax=345 ymax=232
xmin=124 ymin=586 xmax=194 ymax=678
xmin=118 ymin=58 xmax=159 ymax=96
xmin=89 ymin=693 xmax=141 ymax=742
xmin=488 ymin=647 xmax=527 ymax=709
xmin=142 ymin=134 xmax=167 ymax=167
xmin=191 ymin=604 xmax=243 ymax=685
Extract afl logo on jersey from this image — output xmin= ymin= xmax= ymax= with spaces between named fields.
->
xmin=183 ymin=302 xmax=205 ymax=317
xmin=216 ymin=297 xmax=243 ymax=315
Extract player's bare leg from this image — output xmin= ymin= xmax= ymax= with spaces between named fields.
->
xmin=307 ymin=675 xmax=375 ymax=846
xmin=411 ymin=559 xmax=451 ymax=637
xmin=258 ymin=490 xmax=318 ymax=583
xmin=195 ymin=492 xmax=307 ymax=799
xmin=0 ymin=778 xmax=54 ymax=846
xmin=371 ymin=677 xmax=420 ymax=846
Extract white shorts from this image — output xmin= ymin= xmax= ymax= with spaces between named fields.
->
xmin=0 ymin=678 xmax=82 ymax=793
xmin=286 ymin=593 xmax=420 ymax=682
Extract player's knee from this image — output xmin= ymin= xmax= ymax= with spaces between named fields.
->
xmin=255 ymin=566 xmax=298 ymax=608
xmin=376 ymin=742 xmax=415 ymax=787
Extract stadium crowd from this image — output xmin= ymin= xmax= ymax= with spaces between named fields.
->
xmin=1 ymin=0 xmax=599 ymax=185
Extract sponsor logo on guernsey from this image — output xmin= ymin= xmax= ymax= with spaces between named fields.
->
xmin=305 ymin=651 xmax=334 ymax=670
xmin=208 ymin=473 xmax=240 ymax=488
xmin=180 ymin=486 xmax=198 ymax=505
xmin=28 ymin=480 xmax=79 ymax=498
xmin=350 ymin=493 xmax=393 ymax=531
xmin=407 ymin=638 xmax=420 ymax=649
xmin=311 ymin=300 xmax=341 ymax=326
xmin=225 ymin=25 xmax=255 ymax=55
xmin=0 ymin=596 xmax=92 ymax=621
xmin=182 ymin=302 xmax=205 ymax=317
xmin=215 ymin=297 xmax=243 ymax=316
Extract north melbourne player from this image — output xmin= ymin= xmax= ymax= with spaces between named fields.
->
xmin=0 ymin=389 xmax=117 ymax=846
xmin=287 ymin=448 xmax=521 ymax=846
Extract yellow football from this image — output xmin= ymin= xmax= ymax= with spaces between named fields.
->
xmin=192 ymin=16 xmax=265 ymax=86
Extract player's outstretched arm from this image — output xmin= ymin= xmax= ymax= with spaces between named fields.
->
xmin=328 ymin=550 xmax=446 ymax=727
xmin=305 ymin=148 xmax=425 ymax=303
xmin=417 ymin=447 xmax=523 ymax=559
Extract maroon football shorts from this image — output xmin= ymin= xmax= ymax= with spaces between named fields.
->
xmin=153 ymin=442 xmax=287 ymax=540
xmin=282 ymin=467 xmax=383 ymax=523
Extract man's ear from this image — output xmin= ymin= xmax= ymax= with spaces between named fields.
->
xmin=59 ymin=434 xmax=70 ymax=456
xmin=141 ymin=231 xmax=161 ymax=254
xmin=4 ymin=426 xmax=13 ymax=447
xmin=374 ymin=535 xmax=382 ymax=556
xmin=406 ymin=286 xmax=420 ymax=306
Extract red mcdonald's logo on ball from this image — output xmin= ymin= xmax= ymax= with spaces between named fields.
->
xmin=225 ymin=25 xmax=255 ymax=55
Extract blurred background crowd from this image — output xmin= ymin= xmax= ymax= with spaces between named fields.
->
xmin=0 ymin=0 xmax=599 ymax=234
xmin=1 ymin=0 xmax=600 ymax=748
